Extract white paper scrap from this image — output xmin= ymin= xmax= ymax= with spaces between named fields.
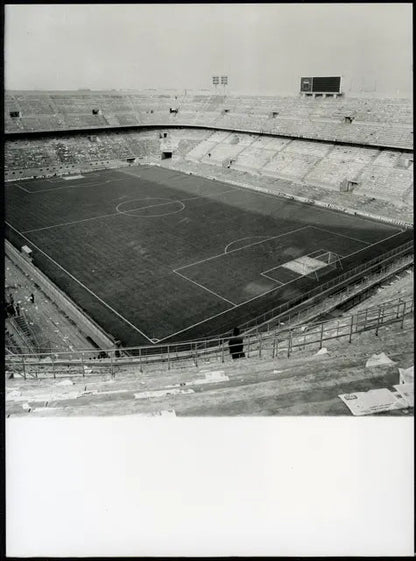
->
xmin=156 ymin=409 xmax=176 ymax=417
xmin=32 ymin=407 xmax=61 ymax=413
xmin=6 ymin=390 xmax=22 ymax=400
xmin=339 ymin=388 xmax=407 ymax=415
xmin=365 ymin=352 xmax=396 ymax=368
xmin=393 ymin=383 xmax=414 ymax=407
xmin=204 ymin=370 xmax=228 ymax=381
xmin=398 ymin=365 xmax=414 ymax=384
xmin=134 ymin=388 xmax=194 ymax=399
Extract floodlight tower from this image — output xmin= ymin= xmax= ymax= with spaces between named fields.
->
xmin=221 ymin=75 xmax=228 ymax=94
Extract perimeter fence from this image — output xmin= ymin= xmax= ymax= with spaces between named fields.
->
xmin=5 ymin=294 xmax=413 ymax=380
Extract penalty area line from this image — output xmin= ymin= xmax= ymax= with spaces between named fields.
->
xmin=174 ymin=270 xmax=237 ymax=306
xmin=12 ymin=183 xmax=32 ymax=193
xmin=176 ymin=225 xmax=311 ymax=272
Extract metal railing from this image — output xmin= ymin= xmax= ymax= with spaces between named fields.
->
xmin=5 ymin=229 xmax=413 ymax=360
xmin=189 ymin=240 xmax=413 ymax=342
xmin=241 ymin=250 xmax=414 ymax=337
xmin=5 ymin=295 xmax=413 ymax=380
xmin=235 ymin=240 xmax=413 ymax=332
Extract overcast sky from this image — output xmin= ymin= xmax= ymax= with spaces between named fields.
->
xmin=4 ymin=3 xmax=413 ymax=96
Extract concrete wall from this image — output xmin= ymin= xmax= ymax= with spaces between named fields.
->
xmin=5 ymin=240 xmax=116 ymax=349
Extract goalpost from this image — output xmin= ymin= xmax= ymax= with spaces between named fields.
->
xmin=287 ymin=250 xmax=343 ymax=281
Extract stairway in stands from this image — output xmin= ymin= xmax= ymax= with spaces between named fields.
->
xmin=13 ymin=314 xmax=38 ymax=352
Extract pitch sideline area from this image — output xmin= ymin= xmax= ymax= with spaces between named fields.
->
xmin=5 ymin=165 xmax=411 ymax=346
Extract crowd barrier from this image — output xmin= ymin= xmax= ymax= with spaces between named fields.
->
xmin=5 ymin=240 xmax=116 ymax=351
xmin=176 ymin=164 xmax=414 ymax=229
xmin=5 ymin=295 xmax=413 ymax=380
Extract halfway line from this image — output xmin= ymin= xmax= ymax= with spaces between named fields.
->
xmin=22 ymin=212 xmax=120 ymax=234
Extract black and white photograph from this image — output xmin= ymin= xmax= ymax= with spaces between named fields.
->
xmin=4 ymin=2 xmax=414 ymax=557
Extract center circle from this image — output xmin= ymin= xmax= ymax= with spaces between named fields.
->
xmin=116 ymin=197 xmax=185 ymax=217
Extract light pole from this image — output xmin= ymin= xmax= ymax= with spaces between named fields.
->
xmin=221 ymin=75 xmax=228 ymax=95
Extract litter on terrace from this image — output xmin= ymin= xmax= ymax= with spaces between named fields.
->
xmin=398 ymin=365 xmax=414 ymax=384
xmin=393 ymin=383 xmax=414 ymax=407
xmin=365 ymin=352 xmax=396 ymax=368
xmin=339 ymin=388 xmax=408 ymax=415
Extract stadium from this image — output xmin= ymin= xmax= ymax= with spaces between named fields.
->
xmin=4 ymin=4 xmax=414 ymax=559
xmin=4 ymin=6 xmax=413 ymax=417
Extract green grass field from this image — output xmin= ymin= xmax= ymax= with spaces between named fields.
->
xmin=5 ymin=165 xmax=410 ymax=346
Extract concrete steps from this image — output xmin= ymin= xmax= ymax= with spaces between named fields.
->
xmin=6 ymin=316 xmax=413 ymax=417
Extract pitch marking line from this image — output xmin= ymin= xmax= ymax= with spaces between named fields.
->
xmin=220 ymin=180 xmax=403 ymax=231
xmin=260 ymin=277 xmax=284 ymax=287
xmin=181 ymin=187 xmax=241 ymax=202
xmin=261 ymin=247 xmax=327 ymax=278
xmin=309 ymin=225 xmax=370 ymax=246
xmin=157 ymin=266 xmax=309 ymax=342
xmin=44 ymin=176 xmax=83 ymax=184
xmin=24 ymin=178 xmax=125 ymax=194
xmin=12 ymin=183 xmax=32 ymax=193
xmin=259 ymin=241 xmax=369 ymax=288
xmin=156 ymin=305 xmax=245 ymax=343
xmin=5 ymin=221 xmax=155 ymax=344
xmin=116 ymin=198 xmax=186 ymax=215
xmin=20 ymin=189 xmax=242 ymax=233
xmin=117 ymin=165 xmax=242 ymax=201
xmin=175 ymin=226 xmax=311 ymax=272
xmin=261 ymin=248 xmax=341 ymax=284
xmin=161 ymin=229 xmax=317 ymax=342
xmin=224 ymin=235 xmax=275 ymax=254
xmin=174 ymin=270 xmax=237 ymax=307
xmin=22 ymin=212 xmax=121 ymax=234
xmin=158 ymin=227 xmax=407 ymax=342
xmin=43 ymin=177 xmax=83 ymax=185
xmin=338 ymin=228 xmax=407 ymax=261
xmin=9 ymin=169 xmax=408 ymax=343
xmin=261 ymin=271 xmax=299 ymax=285
xmin=114 ymin=188 xmax=239 ymax=216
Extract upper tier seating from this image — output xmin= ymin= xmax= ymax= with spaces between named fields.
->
xmin=5 ymin=91 xmax=412 ymax=150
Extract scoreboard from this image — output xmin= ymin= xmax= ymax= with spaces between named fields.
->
xmin=300 ymin=76 xmax=342 ymax=94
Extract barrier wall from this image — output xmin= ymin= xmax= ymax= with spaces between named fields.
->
xmin=5 ymin=294 xmax=413 ymax=379
xmin=5 ymin=240 xmax=116 ymax=350
xmin=174 ymin=164 xmax=414 ymax=229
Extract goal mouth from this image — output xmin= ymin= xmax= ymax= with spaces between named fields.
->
xmin=281 ymin=250 xmax=343 ymax=280
xmin=62 ymin=175 xmax=84 ymax=181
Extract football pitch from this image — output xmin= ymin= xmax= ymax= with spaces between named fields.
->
xmin=5 ymin=165 xmax=411 ymax=346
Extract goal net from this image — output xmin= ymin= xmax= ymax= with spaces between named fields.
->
xmin=283 ymin=250 xmax=343 ymax=281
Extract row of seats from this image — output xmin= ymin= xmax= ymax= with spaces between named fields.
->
xmin=5 ymin=130 xmax=191 ymax=171
xmin=5 ymin=128 xmax=413 ymax=207
xmin=5 ymin=91 xmax=412 ymax=149
xmin=184 ymin=130 xmax=413 ymax=201
xmin=5 ymin=292 xmax=414 ymax=416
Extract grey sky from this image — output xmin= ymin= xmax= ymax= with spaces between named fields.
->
xmin=5 ymin=3 xmax=413 ymax=96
